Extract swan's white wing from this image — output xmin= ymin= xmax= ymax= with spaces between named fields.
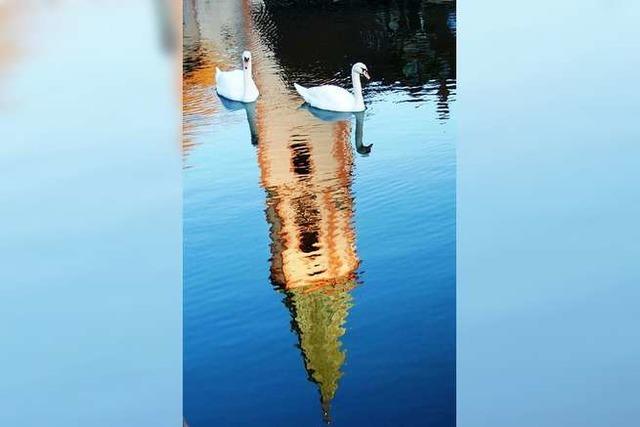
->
xmin=295 ymin=84 xmax=356 ymax=112
xmin=216 ymin=69 xmax=244 ymax=101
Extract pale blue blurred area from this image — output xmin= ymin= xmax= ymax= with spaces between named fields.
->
xmin=0 ymin=2 xmax=181 ymax=426
xmin=459 ymin=0 xmax=640 ymax=426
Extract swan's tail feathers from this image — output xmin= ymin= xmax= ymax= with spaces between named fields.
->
xmin=294 ymin=83 xmax=308 ymax=100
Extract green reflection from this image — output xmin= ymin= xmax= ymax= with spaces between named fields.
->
xmin=282 ymin=282 xmax=355 ymax=423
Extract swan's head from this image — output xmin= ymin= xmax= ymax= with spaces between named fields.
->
xmin=242 ymin=51 xmax=252 ymax=70
xmin=352 ymin=62 xmax=370 ymax=80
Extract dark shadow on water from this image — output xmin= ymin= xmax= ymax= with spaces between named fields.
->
xmin=256 ymin=0 xmax=455 ymax=92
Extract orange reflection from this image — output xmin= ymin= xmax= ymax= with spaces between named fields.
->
xmin=183 ymin=1 xmax=361 ymax=421
xmin=258 ymin=107 xmax=359 ymax=419
xmin=244 ymin=5 xmax=360 ymax=419
xmin=260 ymin=120 xmax=359 ymax=291
xmin=182 ymin=0 xmax=239 ymax=156
xmin=236 ymin=0 xmax=360 ymax=291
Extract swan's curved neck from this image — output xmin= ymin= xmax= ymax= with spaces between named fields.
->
xmin=351 ymin=72 xmax=364 ymax=110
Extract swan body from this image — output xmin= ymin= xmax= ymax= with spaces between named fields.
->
xmin=294 ymin=62 xmax=370 ymax=112
xmin=215 ymin=51 xmax=259 ymax=103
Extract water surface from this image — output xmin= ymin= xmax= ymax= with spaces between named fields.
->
xmin=183 ymin=1 xmax=455 ymax=425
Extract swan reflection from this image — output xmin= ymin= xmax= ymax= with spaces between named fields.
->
xmin=300 ymin=105 xmax=373 ymax=155
xmin=217 ymin=95 xmax=259 ymax=146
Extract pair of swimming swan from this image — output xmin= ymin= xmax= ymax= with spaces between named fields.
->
xmin=215 ymin=51 xmax=370 ymax=112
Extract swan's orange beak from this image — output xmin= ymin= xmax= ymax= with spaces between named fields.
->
xmin=362 ymin=69 xmax=370 ymax=80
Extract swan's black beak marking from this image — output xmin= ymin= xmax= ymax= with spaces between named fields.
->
xmin=363 ymin=69 xmax=370 ymax=80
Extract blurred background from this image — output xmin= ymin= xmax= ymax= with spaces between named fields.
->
xmin=0 ymin=1 xmax=181 ymax=426
xmin=458 ymin=1 xmax=640 ymax=426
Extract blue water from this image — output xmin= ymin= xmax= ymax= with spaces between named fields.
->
xmin=184 ymin=1 xmax=455 ymax=425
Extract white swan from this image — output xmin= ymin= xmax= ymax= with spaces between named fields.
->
xmin=294 ymin=62 xmax=370 ymax=112
xmin=215 ymin=51 xmax=259 ymax=103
